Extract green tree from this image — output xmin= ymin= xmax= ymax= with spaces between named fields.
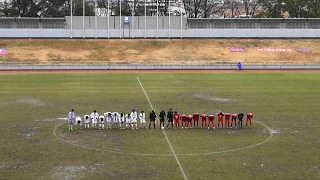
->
xmin=74 ymin=0 xmax=95 ymax=16
xmin=10 ymin=0 xmax=68 ymax=17
xmin=256 ymin=0 xmax=285 ymax=18
xmin=0 ymin=0 xmax=16 ymax=17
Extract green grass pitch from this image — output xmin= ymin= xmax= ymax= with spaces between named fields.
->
xmin=0 ymin=71 xmax=319 ymax=179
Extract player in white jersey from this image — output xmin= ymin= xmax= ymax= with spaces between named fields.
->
xmin=119 ymin=113 xmax=125 ymax=130
xmin=98 ymin=115 xmax=105 ymax=129
xmin=112 ymin=112 xmax=119 ymax=128
xmin=125 ymin=113 xmax=131 ymax=129
xmin=139 ymin=110 xmax=146 ymax=129
xmin=130 ymin=109 xmax=138 ymax=130
xmin=84 ymin=115 xmax=90 ymax=129
xmin=75 ymin=116 xmax=82 ymax=129
xmin=90 ymin=110 xmax=99 ymax=129
xmin=104 ymin=112 xmax=112 ymax=129
xmin=67 ymin=109 xmax=75 ymax=130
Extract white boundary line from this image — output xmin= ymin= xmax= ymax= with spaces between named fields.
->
xmin=176 ymin=121 xmax=273 ymax=155
xmin=137 ymin=76 xmax=188 ymax=180
xmin=54 ymin=120 xmax=273 ymax=156
xmin=53 ymin=121 xmax=124 ymax=154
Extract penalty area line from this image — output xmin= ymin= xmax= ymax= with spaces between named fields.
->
xmin=136 ymin=76 xmax=188 ymax=180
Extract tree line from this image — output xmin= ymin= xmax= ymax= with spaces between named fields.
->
xmin=0 ymin=0 xmax=319 ymax=18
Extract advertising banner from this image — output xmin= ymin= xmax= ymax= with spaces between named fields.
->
xmin=256 ymin=48 xmax=292 ymax=52
xmin=229 ymin=48 xmax=246 ymax=52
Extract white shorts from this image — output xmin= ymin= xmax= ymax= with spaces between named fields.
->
xmin=131 ymin=118 xmax=137 ymax=123
xmin=68 ymin=119 xmax=74 ymax=124
xmin=140 ymin=119 xmax=146 ymax=124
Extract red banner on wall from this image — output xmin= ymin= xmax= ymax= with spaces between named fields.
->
xmin=296 ymin=48 xmax=312 ymax=53
xmin=256 ymin=48 xmax=292 ymax=52
xmin=0 ymin=48 xmax=7 ymax=55
xmin=229 ymin=48 xmax=246 ymax=52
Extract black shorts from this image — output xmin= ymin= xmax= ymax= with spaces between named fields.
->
xmin=168 ymin=119 xmax=173 ymax=122
xmin=150 ymin=119 xmax=155 ymax=122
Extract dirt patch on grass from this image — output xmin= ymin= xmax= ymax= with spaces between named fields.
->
xmin=0 ymin=39 xmax=319 ymax=64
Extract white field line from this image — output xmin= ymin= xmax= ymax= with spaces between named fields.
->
xmin=177 ymin=120 xmax=274 ymax=156
xmin=53 ymin=121 xmax=125 ymax=154
xmin=54 ymin=119 xmax=273 ymax=156
xmin=136 ymin=76 xmax=188 ymax=180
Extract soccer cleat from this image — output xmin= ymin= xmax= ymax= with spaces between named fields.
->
xmin=207 ymin=127 xmax=209 ymax=129
xmin=213 ymin=127 xmax=215 ymax=129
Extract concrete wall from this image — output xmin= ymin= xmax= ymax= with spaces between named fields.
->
xmin=1 ymin=28 xmax=319 ymax=38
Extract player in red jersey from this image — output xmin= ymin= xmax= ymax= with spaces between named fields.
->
xmin=193 ymin=112 xmax=200 ymax=128
xmin=217 ymin=111 xmax=224 ymax=128
xmin=246 ymin=112 xmax=253 ymax=127
xmin=187 ymin=115 xmax=193 ymax=128
xmin=200 ymin=113 xmax=207 ymax=128
xmin=174 ymin=111 xmax=181 ymax=129
xmin=181 ymin=114 xmax=187 ymax=129
xmin=224 ymin=112 xmax=231 ymax=128
xmin=231 ymin=113 xmax=238 ymax=128
xmin=207 ymin=114 xmax=215 ymax=129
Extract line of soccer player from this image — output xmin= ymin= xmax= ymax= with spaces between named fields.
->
xmin=67 ymin=108 xmax=253 ymax=130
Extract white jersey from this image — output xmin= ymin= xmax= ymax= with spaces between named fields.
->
xmin=75 ymin=116 xmax=82 ymax=125
xmin=112 ymin=112 xmax=119 ymax=123
xmin=130 ymin=111 xmax=137 ymax=122
xmin=68 ymin=111 xmax=75 ymax=121
xmin=125 ymin=114 xmax=131 ymax=123
xmin=99 ymin=115 xmax=105 ymax=123
xmin=84 ymin=115 xmax=90 ymax=123
xmin=90 ymin=112 xmax=99 ymax=124
xmin=104 ymin=112 xmax=112 ymax=122
xmin=139 ymin=112 xmax=146 ymax=123
xmin=119 ymin=114 xmax=125 ymax=123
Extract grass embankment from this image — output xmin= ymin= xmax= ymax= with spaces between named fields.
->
xmin=0 ymin=39 xmax=319 ymax=64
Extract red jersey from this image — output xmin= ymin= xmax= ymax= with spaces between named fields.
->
xmin=174 ymin=112 xmax=181 ymax=121
xmin=193 ymin=112 xmax=200 ymax=121
xmin=208 ymin=114 xmax=215 ymax=121
xmin=217 ymin=112 xmax=224 ymax=121
xmin=201 ymin=114 xmax=207 ymax=121
xmin=181 ymin=114 xmax=187 ymax=121
xmin=225 ymin=113 xmax=231 ymax=120
xmin=232 ymin=114 xmax=238 ymax=120
xmin=188 ymin=115 xmax=193 ymax=121
xmin=247 ymin=113 xmax=253 ymax=120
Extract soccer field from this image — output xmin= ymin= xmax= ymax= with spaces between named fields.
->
xmin=0 ymin=71 xmax=319 ymax=179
